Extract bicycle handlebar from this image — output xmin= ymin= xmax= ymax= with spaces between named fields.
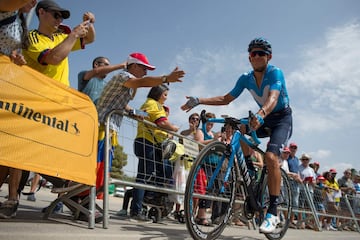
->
xmin=200 ymin=109 xmax=261 ymax=146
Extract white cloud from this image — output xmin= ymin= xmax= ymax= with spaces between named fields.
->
xmin=288 ymin=21 xmax=360 ymax=134
xmin=162 ymin=21 xmax=360 ymax=172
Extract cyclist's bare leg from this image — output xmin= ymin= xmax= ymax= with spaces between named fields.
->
xmin=265 ymin=152 xmax=281 ymax=195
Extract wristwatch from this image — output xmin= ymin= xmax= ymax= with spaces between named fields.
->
xmin=162 ymin=75 xmax=168 ymax=84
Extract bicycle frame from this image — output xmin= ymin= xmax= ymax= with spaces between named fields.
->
xmin=202 ymin=112 xmax=265 ymax=211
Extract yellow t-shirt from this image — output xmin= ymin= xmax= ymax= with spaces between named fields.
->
xmin=23 ymin=30 xmax=83 ymax=86
xmin=324 ymin=179 xmax=341 ymax=202
xmin=136 ymin=98 xmax=167 ymax=144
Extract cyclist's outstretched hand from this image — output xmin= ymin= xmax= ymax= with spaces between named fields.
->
xmin=181 ymin=96 xmax=200 ymax=112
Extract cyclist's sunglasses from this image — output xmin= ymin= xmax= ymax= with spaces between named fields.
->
xmin=250 ymin=50 xmax=268 ymax=57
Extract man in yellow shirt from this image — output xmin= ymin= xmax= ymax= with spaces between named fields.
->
xmin=23 ymin=0 xmax=95 ymax=86
xmin=21 ymin=0 xmax=96 ymax=219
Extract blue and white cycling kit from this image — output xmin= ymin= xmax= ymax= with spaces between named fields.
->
xmin=229 ymin=64 xmax=292 ymax=155
xmin=229 ymin=64 xmax=289 ymax=113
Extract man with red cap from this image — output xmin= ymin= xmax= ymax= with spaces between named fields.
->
xmin=96 ymin=53 xmax=185 ymax=221
xmin=97 ymin=52 xmax=185 ymax=132
xmin=314 ymin=175 xmax=327 ymax=228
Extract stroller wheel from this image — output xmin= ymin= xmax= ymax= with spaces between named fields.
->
xmin=174 ymin=210 xmax=185 ymax=223
xmin=177 ymin=210 xmax=185 ymax=223
xmin=148 ymin=207 xmax=160 ymax=223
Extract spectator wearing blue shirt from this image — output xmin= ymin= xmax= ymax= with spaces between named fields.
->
xmin=287 ymin=142 xmax=301 ymax=228
xmin=78 ymin=56 xmax=126 ymax=104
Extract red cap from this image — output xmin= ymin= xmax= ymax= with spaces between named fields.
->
xmin=317 ymin=176 xmax=325 ymax=181
xmin=282 ymin=147 xmax=291 ymax=153
xmin=313 ymin=161 xmax=320 ymax=166
xmin=289 ymin=142 xmax=297 ymax=148
xmin=127 ymin=53 xmax=156 ymax=70
xmin=329 ymin=168 xmax=337 ymax=174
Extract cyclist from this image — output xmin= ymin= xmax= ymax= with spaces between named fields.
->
xmin=181 ymin=37 xmax=292 ymax=234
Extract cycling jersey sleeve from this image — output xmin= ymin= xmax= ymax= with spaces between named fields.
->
xmin=268 ymin=67 xmax=284 ymax=92
xmin=229 ymin=74 xmax=247 ymax=98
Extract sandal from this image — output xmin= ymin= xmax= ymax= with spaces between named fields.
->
xmin=196 ymin=217 xmax=211 ymax=226
xmin=233 ymin=219 xmax=246 ymax=226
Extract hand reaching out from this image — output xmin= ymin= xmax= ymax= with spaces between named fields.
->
xmin=83 ymin=12 xmax=95 ymax=23
xmin=166 ymin=67 xmax=185 ymax=83
xmin=181 ymin=96 xmax=200 ymax=112
xmin=10 ymin=50 xmax=26 ymax=66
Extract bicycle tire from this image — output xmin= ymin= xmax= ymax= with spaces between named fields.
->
xmin=260 ymin=168 xmax=292 ymax=240
xmin=184 ymin=141 xmax=236 ymax=240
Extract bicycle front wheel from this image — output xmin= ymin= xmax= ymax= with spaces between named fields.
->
xmin=184 ymin=141 xmax=236 ymax=240
xmin=260 ymin=168 xmax=293 ymax=240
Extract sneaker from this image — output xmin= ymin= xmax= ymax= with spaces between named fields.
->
xmin=116 ymin=209 xmax=128 ymax=216
xmin=27 ymin=193 xmax=36 ymax=202
xmin=259 ymin=213 xmax=280 ymax=234
xmin=0 ymin=200 xmax=19 ymax=219
xmin=53 ymin=202 xmax=63 ymax=214
xmin=41 ymin=202 xmax=63 ymax=214
xmin=130 ymin=212 xmax=149 ymax=222
xmin=328 ymin=224 xmax=338 ymax=231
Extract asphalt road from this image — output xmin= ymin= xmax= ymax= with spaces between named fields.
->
xmin=0 ymin=184 xmax=359 ymax=240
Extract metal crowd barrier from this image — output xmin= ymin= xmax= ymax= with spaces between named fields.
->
xmin=101 ymin=109 xmax=360 ymax=233
xmin=102 ymin=109 xmax=205 ymax=228
xmin=289 ymin=181 xmax=360 ymax=232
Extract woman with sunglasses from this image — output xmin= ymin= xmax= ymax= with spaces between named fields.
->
xmin=180 ymin=113 xmax=200 ymax=138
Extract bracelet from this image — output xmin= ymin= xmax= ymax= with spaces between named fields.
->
xmin=259 ymin=107 xmax=266 ymax=116
xmin=162 ymin=75 xmax=168 ymax=84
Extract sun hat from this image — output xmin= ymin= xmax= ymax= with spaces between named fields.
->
xmin=36 ymin=0 xmax=70 ymax=19
xmin=299 ymin=153 xmax=312 ymax=161
xmin=127 ymin=53 xmax=156 ymax=70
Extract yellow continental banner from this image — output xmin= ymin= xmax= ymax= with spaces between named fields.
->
xmin=0 ymin=55 xmax=97 ymax=186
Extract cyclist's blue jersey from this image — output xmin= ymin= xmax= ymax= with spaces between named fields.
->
xmin=229 ymin=65 xmax=289 ymax=113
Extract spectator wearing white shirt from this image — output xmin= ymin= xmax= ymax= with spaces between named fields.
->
xmin=298 ymin=153 xmax=316 ymax=228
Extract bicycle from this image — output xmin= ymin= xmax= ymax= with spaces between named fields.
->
xmin=184 ymin=110 xmax=292 ymax=240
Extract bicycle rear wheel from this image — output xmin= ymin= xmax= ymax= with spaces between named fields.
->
xmin=184 ymin=141 xmax=236 ymax=240
xmin=260 ymin=168 xmax=292 ymax=240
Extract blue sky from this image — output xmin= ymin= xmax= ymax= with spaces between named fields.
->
xmin=28 ymin=0 xmax=360 ymax=176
